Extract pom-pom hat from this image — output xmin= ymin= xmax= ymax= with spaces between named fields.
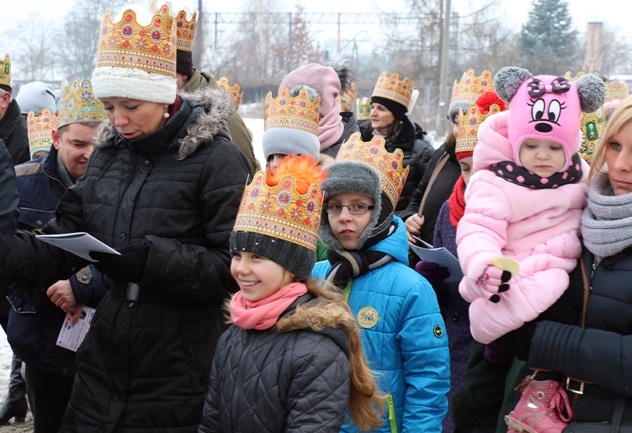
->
xmin=230 ymin=156 xmax=327 ymax=279
xmin=92 ymin=5 xmax=177 ymax=104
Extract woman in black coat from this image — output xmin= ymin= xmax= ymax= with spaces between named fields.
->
xmin=0 ymin=6 xmax=250 ymax=432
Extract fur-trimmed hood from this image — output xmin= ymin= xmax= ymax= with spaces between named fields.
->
xmin=94 ymin=87 xmax=234 ymax=160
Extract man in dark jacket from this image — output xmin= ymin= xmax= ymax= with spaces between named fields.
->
xmin=6 ymin=78 xmax=108 ymax=433
xmin=0 ymin=54 xmax=28 ymax=166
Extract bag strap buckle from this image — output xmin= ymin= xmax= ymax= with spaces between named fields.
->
xmin=565 ymin=377 xmax=585 ymax=395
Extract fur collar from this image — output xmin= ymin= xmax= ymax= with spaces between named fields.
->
xmin=94 ymin=87 xmax=234 ymax=160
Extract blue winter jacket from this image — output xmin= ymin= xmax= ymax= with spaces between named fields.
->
xmin=313 ymin=216 xmax=450 ymax=433
xmin=7 ymin=146 xmax=109 ymax=376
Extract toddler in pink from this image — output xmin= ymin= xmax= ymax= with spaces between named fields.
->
xmin=456 ymin=67 xmax=606 ymax=345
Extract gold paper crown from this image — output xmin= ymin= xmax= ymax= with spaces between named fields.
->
xmin=58 ymin=78 xmax=106 ymax=129
xmin=455 ymin=103 xmax=504 ymax=155
xmin=264 ymin=87 xmax=320 ymax=135
xmin=355 ymin=96 xmax=371 ymax=121
xmin=96 ymin=5 xmax=176 ymax=77
xmin=372 ymin=71 xmax=414 ymax=108
xmin=233 ymin=167 xmax=324 ymax=252
xmin=27 ymin=108 xmax=57 ymax=157
xmin=579 ymin=109 xmax=606 ymax=161
xmin=175 ymin=9 xmax=197 ymax=52
xmin=335 ymin=132 xmax=409 ymax=207
xmin=605 ymin=80 xmax=629 ymax=107
xmin=216 ymin=76 xmax=242 ymax=111
xmin=0 ymin=54 xmax=10 ymax=89
xmin=450 ymin=69 xmax=494 ymax=105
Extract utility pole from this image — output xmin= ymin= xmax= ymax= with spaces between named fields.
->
xmin=436 ymin=0 xmax=451 ymax=137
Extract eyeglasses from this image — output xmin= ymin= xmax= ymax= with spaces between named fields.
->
xmin=324 ymin=203 xmax=374 ymax=215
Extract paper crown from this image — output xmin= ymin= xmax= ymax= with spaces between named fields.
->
xmin=27 ymin=108 xmax=57 ymax=158
xmin=605 ymin=79 xmax=629 ymax=109
xmin=95 ymin=5 xmax=176 ymax=78
xmin=456 ymin=103 xmax=504 ymax=156
xmin=372 ymin=71 xmax=414 ymax=109
xmin=0 ymin=54 xmax=10 ymax=89
xmin=335 ymin=132 xmax=409 ymax=207
xmin=450 ymin=69 xmax=494 ymax=105
xmin=232 ymin=162 xmax=324 ymax=252
xmin=175 ymin=9 xmax=197 ymax=52
xmin=264 ymin=87 xmax=320 ymax=134
xmin=216 ymin=76 xmax=242 ymax=111
xmin=356 ymin=96 xmax=371 ymax=121
xmin=579 ymin=109 xmax=606 ymax=161
xmin=58 ymin=78 xmax=106 ymax=129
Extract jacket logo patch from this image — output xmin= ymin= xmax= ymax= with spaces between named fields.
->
xmin=357 ymin=307 xmax=379 ymax=329
xmin=433 ymin=325 xmax=443 ymax=338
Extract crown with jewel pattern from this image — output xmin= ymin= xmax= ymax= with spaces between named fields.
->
xmin=335 ymin=132 xmax=409 ymax=207
xmin=58 ymin=78 xmax=106 ymax=129
xmin=216 ymin=76 xmax=242 ymax=111
xmin=27 ymin=108 xmax=57 ymax=158
xmin=264 ymin=87 xmax=320 ymax=134
xmin=450 ymin=69 xmax=494 ymax=106
xmin=579 ymin=109 xmax=606 ymax=161
xmin=372 ymin=71 xmax=414 ymax=108
xmin=455 ymin=102 xmax=504 ymax=155
xmin=175 ymin=9 xmax=197 ymax=52
xmin=0 ymin=54 xmax=10 ymax=90
xmin=604 ymin=79 xmax=629 ymax=109
xmin=92 ymin=5 xmax=177 ymax=103
xmin=233 ymin=164 xmax=324 ymax=253
xmin=355 ymin=96 xmax=371 ymax=121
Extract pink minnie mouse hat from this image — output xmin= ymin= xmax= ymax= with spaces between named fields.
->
xmin=494 ymin=67 xmax=605 ymax=171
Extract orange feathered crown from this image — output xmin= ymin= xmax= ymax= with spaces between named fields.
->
xmin=264 ymin=87 xmax=320 ymax=135
xmin=233 ymin=156 xmax=327 ymax=252
xmin=216 ymin=76 xmax=242 ymax=111
xmin=27 ymin=108 xmax=57 ymax=158
xmin=372 ymin=71 xmax=414 ymax=108
xmin=335 ymin=132 xmax=409 ymax=208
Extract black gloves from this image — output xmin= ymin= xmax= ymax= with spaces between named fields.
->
xmin=495 ymin=321 xmax=537 ymax=362
xmin=90 ymin=242 xmax=150 ymax=284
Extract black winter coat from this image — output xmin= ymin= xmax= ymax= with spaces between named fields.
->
xmin=362 ymin=117 xmax=435 ymax=211
xmin=0 ymin=100 xmax=29 ymax=165
xmin=2 ymin=88 xmax=250 ymax=432
xmin=199 ymin=294 xmax=351 ymax=433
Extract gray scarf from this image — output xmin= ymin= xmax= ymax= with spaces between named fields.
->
xmin=581 ymin=172 xmax=632 ymax=258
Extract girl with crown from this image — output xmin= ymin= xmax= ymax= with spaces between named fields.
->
xmin=199 ymin=156 xmax=383 ymax=433
xmin=313 ymin=133 xmax=450 ymax=432
xmin=0 ymin=5 xmax=251 ymax=431
xmin=361 ymin=71 xmax=435 ymax=212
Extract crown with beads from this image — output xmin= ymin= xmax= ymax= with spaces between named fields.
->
xmin=264 ymin=87 xmax=320 ymax=134
xmin=335 ymin=132 xmax=409 ymax=207
xmin=372 ymin=71 xmax=414 ymax=109
xmin=95 ymin=5 xmax=176 ymax=78
xmin=233 ymin=163 xmax=324 ymax=253
xmin=604 ymin=79 xmax=629 ymax=109
xmin=579 ymin=109 xmax=606 ymax=161
xmin=0 ymin=54 xmax=10 ymax=89
xmin=355 ymin=96 xmax=371 ymax=121
xmin=451 ymin=69 xmax=494 ymax=106
xmin=58 ymin=78 xmax=106 ymax=129
xmin=216 ymin=76 xmax=242 ymax=111
xmin=27 ymin=108 xmax=57 ymax=158
xmin=174 ymin=9 xmax=197 ymax=52
xmin=455 ymin=103 xmax=504 ymax=155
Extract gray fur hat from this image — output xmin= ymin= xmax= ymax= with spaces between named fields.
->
xmin=319 ymin=161 xmax=390 ymax=251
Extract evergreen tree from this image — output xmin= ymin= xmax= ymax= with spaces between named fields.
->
xmin=520 ymin=0 xmax=579 ymax=74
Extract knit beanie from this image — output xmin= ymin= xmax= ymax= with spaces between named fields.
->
xmin=16 ymin=81 xmax=57 ymax=116
xmin=230 ymin=156 xmax=327 ymax=279
xmin=91 ymin=6 xmax=177 ymax=104
xmin=279 ymin=63 xmax=343 ymax=150
xmin=262 ymin=86 xmax=321 ymax=162
xmin=176 ymin=50 xmax=193 ymax=77
xmin=371 ymin=96 xmax=407 ymax=121
xmin=495 ymin=67 xmax=606 ymax=171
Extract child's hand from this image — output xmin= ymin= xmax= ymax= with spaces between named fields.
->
xmin=477 ymin=265 xmax=512 ymax=303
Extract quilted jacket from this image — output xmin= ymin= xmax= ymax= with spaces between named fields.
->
xmin=313 ymin=217 xmax=450 ymax=433
xmin=199 ymin=293 xmax=351 ymax=433
xmin=1 ymin=87 xmax=250 ymax=432
xmin=457 ymin=111 xmax=586 ymax=344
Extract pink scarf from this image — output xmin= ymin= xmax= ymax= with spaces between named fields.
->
xmin=318 ymin=105 xmax=344 ymax=150
xmin=230 ymin=282 xmax=309 ymax=330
